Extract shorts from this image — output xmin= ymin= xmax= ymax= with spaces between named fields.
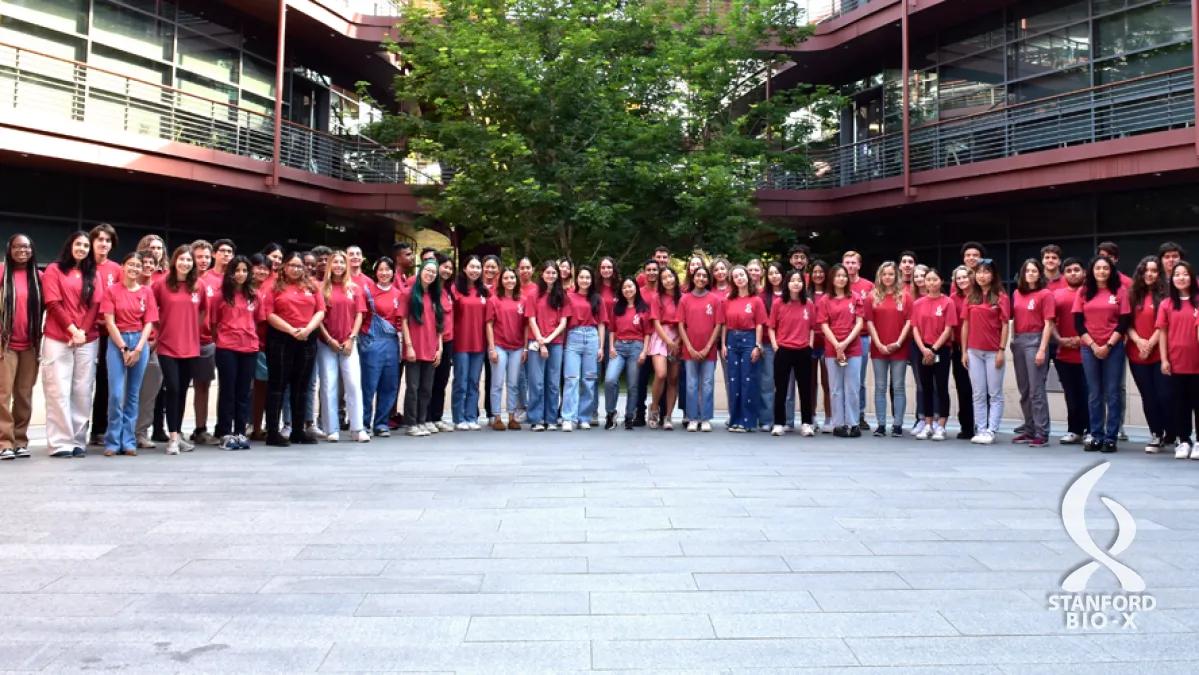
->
xmin=646 ymin=325 xmax=679 ymax=358
xmin=193 ymin=342 xmax=216 ymax=382
xmin=812 ymin=347 xmax=825 ymax=359
xmin=255 ymin=352 xmax=268 ymax=381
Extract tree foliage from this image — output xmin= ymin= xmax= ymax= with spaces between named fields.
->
xmin=375 ymin=0 xmax=838 ymax=267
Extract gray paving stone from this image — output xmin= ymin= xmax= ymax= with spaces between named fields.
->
xmin=712 ymin=611 xmax=959 ymax=638
xmin=465 ymin=614 xmax=716 ymax=641
xmin=845 ymin=635 xmax=1115 ymax=665
xmin=490 ymin=542 xmax=686 ymax=557
xmin=694 ymin=572 xmax=912 ymax=591
xmin=39 ymin=575 xmax=271 ymax=594
xmin=811 ymin=590 xmax=1045 ymax=612
xmin=119 ymin=592 xmax=365 ymax=616
xmin=589 ymin=591 xmax=820 ymax=614
xmin=213 ymin=615 xmax=469 ymax=643
xmin=0 ymin=593 xmax=137 ymax=617
xmin=43 ymin=639 xmax=332 ymax=672
xmin=0 ymin=640 xmax=73 ymax=671
xmin=172 ymin=559 xmax=389 ymax=577
xmin=319 ymin=640 xmax=590 ymax=671
xmin=588 ymin=555 xmax=790 ymax=573
xmin=382 ymin=557 xmax=588 ymax=574
xmin=481 ymin=573 xmax=698 ymax=592
xmin=940 ymin=609 xmax=1193 ymax=635
xmin=591 ymin=638 xmax=860 ymax=669
xmin=354 ymin=592 xmax=590 ymax=616
xmin=297 ymin=543 xmax=495 ymax=559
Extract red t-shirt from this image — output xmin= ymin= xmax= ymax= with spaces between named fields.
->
xmin=849 ymin=278 xmax=874 ymax=304
xmin=95 ymin=259 xmax=122 ymax=293
xmin=453 ymin=287 xmax=488 ymax=353
xmin=610 ymin=304 xmax=653 ymax=342
xmin=323 ymin=282 xmax=367 ymax=343
xmin=865 ymin=293 xmax=912 ymax=360
xmin=1053 ymin=287 xmax=1083 ymax=365
xmin=965 ymin=293 xmax=1011 ymax=352
xmin=1128 ymin=295 xmax=1163 ymax=365
xmin=911 ymin=295 xmax=957 ymax=348
xmin=400 ymin=290 xmax=442 ymax=361
xmin=1045 ymin=275 xmax=1068 ymax=292
xmin=770 ymin=299 xmax=814 ymax=350
xmin=1013 ymin=289 xmax=1055 ymax=335
xmin=678 ymin=292 xmax=724 ymax=361
xmin=529 ymin=291 xmax=568 ymax=346
xmin=599 ymin=285 xmax=617 ymax=323
xmin=264 ymin=283 xmax=327 ymax=332
xmin=152 ymin=281 xmax=202 ymax=358
xmin=1157 ymin=299 xmax=1199 ymax=374
xmin=486 ymin=295 xmax=528 ymax=351
xmin=566 ymin=291 xmax=609 ymax=329
xmin=651 ymin=293 xmax=681 ymax=327
xmin=951 ymin=293 xmax=968 ymax=344
xmin=0 ymin=267 xmax=41 ymax=351
xmin=364 ymin=283 xmax=404 ymax=335
xmin=350 ymin=272 xmax=375 ymax=297
xmin=194 ymin=273 xmax=220 ymax=346
xmin=1072 ymin=286 xmax=1130 ymax=346
xmin=810 ymin=292 xmax=827 ymax=349
xmin=100 ymin=283 xmax=158 ymax=333
xmin=817 ymin=294 xmax=864 ymax=357
xmin=210 ymin=292 xmax=259 ymax=353
xmin=42 ymin=265 xmax=102 ymax=343
xmin=441 ymin=289 xmax=455 ymax=342
xmin=521 ymin=282 xmax=539 ymax=299
xmin=723 ymin=294 xmax=767 ymax=332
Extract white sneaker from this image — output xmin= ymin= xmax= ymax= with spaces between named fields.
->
xmin=1083 ymin=433 xmax=1094 ymax=446
xmin=467 ymin=422 xmax=481 ymax=430
xmin=686 ymin=421 xmax=698 ymax=432
xmin=546 ymin=423 xmax=558 ymax=431
xmin=1175 ymin=442 xmax=1191 ymax=459
xmin=931 ymin=424 xmax=946 ymax=442
xmin=1059 ymin=432 xmax=1081 ymax=445
xmin=406 ymin=426 xmax=422 ymax=437
xmin=771 ymin=425 xmax=784 ymax=436
xmin=455 ymin=422 xmax=470 ymax=431
xmin=1191 ymin=444 xmax=1199 ymax=460
xmin=820 ymin=420 xmax=834 ymax=434
xmin=910 ymin=420 xmax=927 ymax=437
xmin=354 ymin=430 xmax=370 ymax=443
xmin=562 ymin=421 xmax=573 ymax=432
xmin=326 ymin=433 xmax=340 ymax=443
xmin=701 ymin=422 xmax=712 ymax=432
xmin=423 ymin=423 xmax=438 ymax=434
xmin=177 ymin=437 xmax=194 ymax=452
xmin=438 ymin=421 xmax=455 ymax=432
xmin=166 ymin=438 xmax=180 ymax=455
xmin=979 ymin=431 xmax=995 ymax=445
xmin=971 ymin=434 xmax=986 ymax=444
xmin=515 ymin=409 xmax=528 ymax=423
xmin=799 ymin=424 xmax=815 ymax=437
xmin=281 ymin=424 xmax=293 ymax=438
xmin=1145 ymin=433 xmax=1162 ymax=453
xmin=759 ymin=425 xmax=772 ymax=433
xmin=307 ymin=425 xmax=328 ymax=440
xmin=579 ymin=422 xmax=591 ymax=430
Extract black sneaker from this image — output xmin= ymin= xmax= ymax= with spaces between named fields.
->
xmin=266 ymin=433 xmax=291 ymax=447
xmin=1085 ymin=438 xmax=1103 ymax=452
xmin=71 ymin=447 xmax=86 ymax=457
xmin=956 ymin=430 xmax=973 ymax=440
xmin=632 ymin=415 xmax=646 ymax=428
xmin=623 ymin=417 xmax=634 ymax=430
xmin=849 ymin=426 xmax=862 ymax=438
xmin=1101 ymin=441 xmax=1118 ymax=453
xmin=604 ymin=413 xmax=616 ymax=430
xmin=858 ymin=416 xmax=870 ymax=430
xmin=833 ymin=425 xmax=849 ymax=438
xmin=292 ymin=430 xmax=318 ymax=445
xmin=151 ymin=429 xmax=169 ymax=443
xmin=14 ymin=447 xmax=29 ymax=458
xmin=873 ymin=425 xmax=886 ymax=437
xmin=891 ymin=425 xmax=903 ymax=438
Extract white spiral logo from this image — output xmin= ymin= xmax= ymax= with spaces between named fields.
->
xmin=1060 ymin=462 xmax=1145 ymax=593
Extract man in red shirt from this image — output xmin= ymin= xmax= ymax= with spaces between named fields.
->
xmin=1042 ymin=245 xmax=1066 ymax=291
xmin=844 ymin=251 xmax=874 ymax=429
xmin=88 ymin=223 xmax=122 ymax=447
xmin=962 ymin=242 xmax=986 ymax=272
xmin=212 ymin=240 xmax=235 ymax=277
xmin=1160 ymin=241 xmax=1186 ymax=278
xmin=392 ymin=242 xmax=416 ymax=286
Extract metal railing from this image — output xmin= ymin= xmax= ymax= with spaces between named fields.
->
xmin=798 ymin=0 xmax=871 ymax=25
xmin=319 ymin=0 xmax=442 ymax=17
xmin=0 ymin=41 xmax=436 ymax=186
xmin=762 ymin=66 xmax=1195 ymax=190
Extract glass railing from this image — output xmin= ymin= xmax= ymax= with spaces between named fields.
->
xmin=0 ymin=41 xmax=436 ymax=186
xmin=761 ymin=67 xmax=1195 ymax=190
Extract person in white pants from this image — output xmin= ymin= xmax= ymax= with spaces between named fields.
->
xmin=316 ymin=251 xmax=368 ymax=443
xmin=41 ymin=231 xmax=103 ymax=457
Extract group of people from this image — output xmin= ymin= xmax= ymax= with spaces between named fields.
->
xmin=1 ymin=229 xmax=1198 ymax=460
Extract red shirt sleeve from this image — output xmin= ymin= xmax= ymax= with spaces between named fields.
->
xmin=144 ymin=288 xmax=160 ymax=324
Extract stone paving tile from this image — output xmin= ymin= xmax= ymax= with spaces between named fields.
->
xmin=693 ymin=572 xmax=912 ymax=591
xmin=589 ymin=591 xmax=820 ymax=614
xmin=844 ymin=635 xmax=1116 ymax=666
xmin=319 ymin=640 xmax=591 ymax=671
xmin=710 ymin=611 xmax=960 ymax=638
xmin=465 ymin=614 xmax=716 ymax=641
xmin=591 ymin=638 xmax=860 ymax=669
xmin=355 ymin=592 xmax=590 ymax=616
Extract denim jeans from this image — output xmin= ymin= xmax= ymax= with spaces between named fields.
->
xmin=562 ymin=327 xmax=600 ymax=424
xmin=527 ymin=342 xmax=563 ymax=425
xmin=105 ymin=332 xmax=148 ymax=451
xmin=359 ymin=333 xmax=400 ymax=433
xmin=758 ymin=343 xmax=793 ymax=428
xmin=725 ymin=330 xmax=759 ymax=429
xmin=317 ymin=341 xmax=363 ymax=435
xmin=605 ymin=340 xmax=643 ymax=418
xmin=1129 ymin=360 xmax=1171 ymax=439
xmin=490 ymin=347 xmax=524 ymax=416
xmin=451 ymin=350 xmax=485 ymax=424
xmin=968 ymin=348 xmax=1005 ymax=434
xmin=857 ymin=336 xmax=870 ymax=420
xmin=1082 ymin=343 xmax=1125 ymax=444
xmin=1011 ymin=332 xmax=1051 ymax=439
xmin=826 ymin=355 xmax=862 ymax=428
xmin=684 ymin=359 xmax=716 ymax=422
xmin=872 ymin=358 xmax=907 ymax=428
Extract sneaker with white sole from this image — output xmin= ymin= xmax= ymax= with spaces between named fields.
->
xmin=931 ymin=424 xmax=946 ymax=442
xmin=820 ymin=420 xmax=834 ymax=434
xmin=467 ymin=422 xmax=481 ymax=430
xmin=177 ymin=437 xmax=194 ymax=452
xmin=1174 ymin=442 xmax=1191 ymax=459
xmin=579 ymin=422 xmax=591 ymax=430
xmin=166 ymin=438 xmax=180 ymax=455
xmin=437 ymin=421 xmax=454 ymax=432
xmin=979 ymin=431 xmax=995 ymax=445
xmin=306 ymin=425 xmax=328 ymax=441
xmin=799 ymin=424 xmax=815 ymax=437
xmin=455 ymin=422 xmax=470 ymax=431
xmin=700 ymin=422 xmax=712 ymax=432
xmin=915 ymin=424 xmax=931 ymax=440
xmin=1145 ymin=434 xmax=1162 ymax=453
xmin=406 ymin=426 xmax=425 ymax=437
xmin=281 ymin=424 xmax=293 ymax=439
xmin=1059 ymin=432 xmax=1082 ymax=445
xmin=771 ymin=425 xmax=785 ymax=436
xmin=970 ymin=433 xmax=986 ymax=444
xmin=515 ymin=409 xmax=528 ymax=423
xmin=219 ymin=435 xmax=239 ymax=451
xmin=326 ymin=433 xmax=340 ymax=443
xmin=1191 ymin=444 xmax=1199 ymax=460
xmin=423 ymin=423 xmax=437 ymax=434
xmin=910 ymin=420 xmax=927 ymax=437
xmin=136 ymin=435 xmax=156 ymax=449
xmin=562 ymin=421 xmax=573 ymax=432
xmin=0 ymin=449 xmax=13 ymax=460
xmin=354 ymin=430 xmax=371 ymax=443
xmin=685 ymin=421 xmax=698 ymax=432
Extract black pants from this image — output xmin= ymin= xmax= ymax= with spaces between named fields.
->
xmin=1054 ymin=359 xmax=1089 ymax=436
xmin=215 ymin=348 xmax=256 ymax=438
xmin=91 ymin=335 xmax=109 ymax=436
xmin=951 ymin=343 xmax=974 ymax=434
xmin=1172 ymin=373 xmax=1199 ymax=443
xmin=483 ymin=357 xmax=493 ymax=419
xmin=403 ymin=360 xmax=436 ymax=425
xmin=634 ymin=366 xmax=650 ymax=421
xmin=916 ymin=345 xmax=952 ymax=418
xmin=266 ymin=327 xmax=317 ymax=436
xmin=158 ymin=354 xmax=195 ymax=434
xmin=774 ymin=346 xmax=813 ymax=426
xmin=429 ymin=339 xmax=454 ymax=422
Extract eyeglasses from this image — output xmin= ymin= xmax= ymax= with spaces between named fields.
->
xmin=10 ymin=244 xmax=31 ymax=251
xmin=286 ymin=263 xmax=305 ymax=270
xmin=979 ymin=258 xmax=993 ymax=265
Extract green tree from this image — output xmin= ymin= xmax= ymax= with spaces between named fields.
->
xmin=375 ymin=0 xmax=837 ymax=267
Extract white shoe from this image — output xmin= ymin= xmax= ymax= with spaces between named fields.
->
xmin=177 ymin=437 xmax=194 ymax=452
xmin=1191 ymin=444 xmax=1199 ymax=460
xmin=970 ymin=434 xmax=985 ymax=444
xmin=438 ymin=421 xmax=455 ymax=432
xmin=1083 ymin=433 xmax=1094 ymax=446
xmin=562 ymin=421 xmax=573 ymax=432
xmin=686 ymin=421 xmax=698 ymax=432
xmin=701 ymin=422 xmax=712 ymax=432
xmin=281 ymin=424 xmax=293 ymax=438
xmin=307 ymin=425 xmax=328 ymax=440
xmin=771 ymin=425 xmax=784 ymax=436
xmin=468 ymin=422 xmax=481 ymax=430
xmin=326 ymin=433 xmax=340 ymax=443
xmin=546 ymin=423 xmax=558 ymax=431
xmin=910 ymin=420 xmax=927 ymax=437
xmin=931 ymin=424 xmax=946 ymax=442
xmin=759 ymin=425 xmax=772 ymax=433
xmin=579 ymin=422 xmax=591 ymax=430
xmin=515 ymin=409 xmax=528 ymax=423
xmin=456 ymin=422 xmax=470 ymax=431
xmin=799 ymin=424 xmax=814 ymax=437
xmin=354 ymin=430 xmax=370 ymax=443
xmin=423 ymin=422 xmax=437 ymax=434
xmin=1145 ymin=433 xmax=1162 ymax=453
xmin=406 ymin=426 xmax=422 ymax=437
xmin=1059 ymin=432 xmax=1081 ymax=445
xmin=820 ymin=420 xmax=833 ymax=434
xmin=979 ymin=432 xmax=995 ymax=445
xmin=166 ymin=438 xmax=180 ymax=455
xmin=1175 ymin=442 xmax=1191 ymax=459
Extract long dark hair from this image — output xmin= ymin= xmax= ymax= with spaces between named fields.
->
xmin=576 ymin=265 xmax=602 ymax=318
xmin=1014 ymin=259 xmax=1045 ymax=295
xmin=613 ymin=277 xmax=648 ymax=316
xmin=0 ymin=234 xmax=42 ymax=352
xmin=828 ymin=263 xmax=853 ymax=299
xmin=598 ymin=257 xmax=619 ymax=292
xmin=808 ymin=260 xmax=831 ymax=295
xmin=658 ymin=267 xmax=682 ymax=310
xmin=1084 ymin=255 xmax=1122 ymax=301
xmin=762 ymin=261 xmax=786 ymax=313
xmin=165 ymin=245 xmax=198 ymax=294
xmin=535 ymin=260 xmax=566 ymax=311
xmin=454 ymin=255 xmax=490 ymax=299
xmin=1129 ymin=255 xmax=1167 ymax=312
xmin=221 ymin=255 xmax=255 ymax=306
xmin=494 ymin=267 xmax=521 ymax=300
xmin=780 ymin=269 xmax=807 ymax=305
xmin=968 ymin=259 xmax=1006 ymax=306
xmin=409 ymin=260 xmax=444 ymax=333
xmin=274 ymin=251 xmax=317 ymax=294
xmin=55 ymin=231 xmax=97 ymax=306
xmin=1168 ymin=260 xmax=1199 ymax=311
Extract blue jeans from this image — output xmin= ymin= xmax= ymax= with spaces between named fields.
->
xmin=105 ymin=332 xmax=149 ymax=451
xmin=872 ymin=358 xmax=907 ymax=428
xmin=451 ymin=351 xmax=485 ymax=424
xmin=1082 ymin=343 xmax=1125 ymax=443
xmin=359 ymin=333 xmax=400 ymax=433
xmin=857 ymin=336 xmax=870 ymax=421
xmin=759 ymin=343 xmax=793 ymax=428
xmin=1129 ymin=360 xmax=1171 ymax=438
xmin=726 ymin=330 xmax=759 ymax=429
xmin=527 ymin=342 xmax=563 ymax=425
xmin=685 ymin=359 xmax=716 ymax=422
xmin=826 ymin=355 xmax=862 ymax=428
xmin=490 ymin=347 xmax=524 ymax=415
xmin=968 ymin=348 xmax=1005 ymax=434
xmin=562 ymin=327 xmax=600 ymax=423
xmin=605 ymin=340 xmax=643 ymax=418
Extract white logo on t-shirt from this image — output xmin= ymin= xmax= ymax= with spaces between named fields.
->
xmin=633 ymin=314 xmax=641 ymax=325
xmin=849 ymin=303 xmax=856 ymax=315
xmin=393 ymin=298 xmax=399 ymax=310
xmin=139 ymin=298 xmax=145 ymax=312
xmin=705 ymin=304 xmax=713 ymax=316
xmin=802 ymin=309 xmax=809 ymax=320
xmin=935 ymin=305 xmax=943 ymax=317
xmin=205 ymin=285 xmax=214 ymax=297
xmin=744 ymin=303 xmax=753 ymax=314
xmin=517 ymin=304 xmax=525 ymax=315
xmin=1108 ymin=295 xmax=1117 ymax=305
xmin=897 ymin=302 xmax=904 ymax=311
xmin=191 ymin=293 xmax=199 ymax=304
xmin=107 ymin=273 xmax=115 ymax=287
xmin=1028 ymin=299 xmax=1036 ymax=310
xmin=248 ymin=301 xmax=256 ymax=311
xmin=481 ymin=298 xmax=487 ymax=305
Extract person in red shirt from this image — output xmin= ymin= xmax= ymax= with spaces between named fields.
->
xmin=1042 ymin=245 xmax=1067 ymax=292
xmin=247 ymin=253 xmax=273 ymax=442
xmin=865 ymin=262 xmax=912 ymax=438
xmin=808 ymin=261 xmax=833 ymax=432
xmin=315 ymin=251 xmax=368 ymax=443
xmin=479 ymin=255 xmax=504 ymax=423
xmin=0 ymin=234 xmax=43 ymax=460
xmin=721 ymin=265 xmax=766 ymax=433
xmin=678 ymin=266 xmax=723 ymax=432
xmin=359 ymin=257 xmax=403 ymax=438
xmin=263 ymin=251 xmax=326 ymax=447
xmin=590 ymin=257 xmax=619 ymax=425
xmin=648 ymin=267 xmax=683 ymax=430
xmin=150 ymin=246 xmax=204 ymax=455
xmin=910 ymin=268 xmax=957 ymax=441
xmin=558 ymin=258 xmax=576 ymax=293
xmin=745 ymin=259 xmax=764 ymax=294
xmin=518 ymin=257 xmax=538 ymax=298
xmin=768 ymin=269 xmax=816 ymax=436
xmin=100 ymin=251 xmax=158 ymax=456
xmin=1010 ymin=259 xmax=1056 ymax=447
xmin=527 ymin=261 xmax=568 ymax=431
xmin=950 ymin=265 xmax=976 ymax=440
xmin=818 ymin=263 xmax=865 ymax=438
xmin=42 ymin=231 xmax=102 ymax=458
xmin=451 ymin=256 xmax=489 ymax=430
xmin=427 ymin=254 xmax=458 ymax=432
xmin=400 ymin=259 xmax=446 ymax=438
xmin=961 ymin=259 xmax=1010 ymax=444
xmin=907 ymin=263 xmax=931 ymax=432
xmin=133 ymin=249 xmax=166 ymax=450
xmin=710 ymin=258 xmax=732 ymax=299
xmin=1157 ymin=260 xmax=1199 ymax=459
xmin=604 ymin=277 xmax=652 ymax=430
xmin=560 ymin=266 xmax=609 ymax=431
xmin=136 ymin=235 xmax=166 ymax=275
xmin=183 ymin=240 xmax=221 ymax=446
xmin=843 ymin=251 xmax=874 ymax=430
xmin=758 ymin=262 xmax=789 ymax=432
xmin=1127 ymin=255 xmax=1171 ymax=452
xmin=88 ymin=224 xmax=122 ymax=447
xmin=486 ymin=268 xmax=528 ymax=431
xmin=1073 ymin=254 xmax=1131 ymax=452
xmin=210 ymin=256 xmax=260 ymax=451
xmin=1051 ymin=258 xmax=1088 ymax=445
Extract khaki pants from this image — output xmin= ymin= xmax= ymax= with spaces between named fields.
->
xmin=0 ymin=347 xmax=39 ymax=449
xmin=41 ymin=338 xmax=98 ymax=453
xmin=136 ymin=350 xmax=163 ymax=439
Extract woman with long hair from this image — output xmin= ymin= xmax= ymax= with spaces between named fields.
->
xmin=866 ymin=261 xmax=911 ymax=437
xmin=452 ymin=256 xmax=489 ymax=430
xmin=908 ymin=264 xmax=930 ymax=431
xmin=1158 ymin=260 xmax=1199 ymax=459
xmin=769 ymin=269 xmax=815 ymax=436
xmin=605 ymin=277 xmax=652 ymax=430
xmin=950 ymin=265 xmax=976 ymax=439
xmin=486 ymin=267 xmax=527 ymax=431
xmin=590 ymin=256 xmax=620 ymax=425
xmin=722 ymin=265 xmax=766 ymax=433
xmin=1128 ymin=255 xmax=1171 ymax=452
xmin=527 ymin=261 xmax=568 ymax=431
xmin=427 ymin=254 xmax=457 ymax=432
xmin=136 ymin=234 xmax=166 ymax=276
xmin=249 ymin=253 xmax=273 ymax=441
xmin=263 ymin=251 xmax=326 ymax=447
xmin=961 ymin=259 xmax=1010 ymax=444
xmin=400 ymin=259 xmax=445 ymax=437
xmin=0 ymin=234 xmax=42 ymax=460
xmin=211 ymin=255 xmax=258 ymax=450
xmin=679 ymin=265 xmax=723 ymax=432
xmin=560 ymin=266 xmax=607 ymax=431
xmin=649 ymin=267 xmax=683 ymax=430
xmin=42 ymin=231 xmax=101 ymax=458
xmin=558 ymin=258 xmax=576 ymax=293
xmin=710 ymin=258 xmax=733 ymax=298
xmin=260 ymin=243 xmax=284 ymax=285
xmin=133 ymin=249 xmax=165 ymax=450
xmin=910 ymin=268 xmax=956 ymax=441
xmin=480 ymin=255 xmax=502 ymax=421
xmin=1010 ymin=259 xmax=1056 ymax=447
xmin=316 ymin=251 xmax=368 ymax=443
xmin=99 ymin=252 xmax=156 ymax=456
xmin=818 ymin=263 xmax=865 ymax=438
xmin=152 ymin=245 xmax=203 ymax=455
xmin=808 ymin=260 xmax=834 ymax=432
xmin=758 ymin=261 xmax=789 ymax=431
xmin=746 ymin=259 xmax=765 ymax=293
xmin=360 ymin=257 xmax=403 ymax=437
xmin=1074 ymin=255 xmax=1131 ymax=452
